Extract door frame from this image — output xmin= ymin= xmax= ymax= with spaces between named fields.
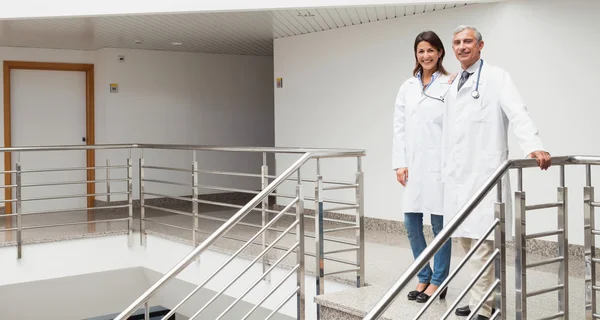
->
xmin=3 ymin=61 xmax=95 ymax=214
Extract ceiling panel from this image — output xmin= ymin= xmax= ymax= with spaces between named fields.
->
xmin=365 ymin=7 xmax=379 ymax=22
xmin=335 ymin=8 xmax=360 ymax=26
xmin=0 ymin=3 xmax=471 ymax=56
xmin=385 ymin=6 xmax=397 ymax=20
xmin=325 ymin=8 xmax=347 ymax=28
xmin=375 ymin=6 xmax=388 ymax=21
xmin=354 ymin=7 xmax=369 ymax=24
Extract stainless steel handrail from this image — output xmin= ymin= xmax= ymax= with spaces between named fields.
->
xmin=363 ymin=155 xmax=592 ymax=319
xmin=138 ymin=143 xmax=366 ymax=155
xmin=0 ymin=143 xmax=365 ymax=155
xmin=114 ymin=152 xmax=316 ymax=319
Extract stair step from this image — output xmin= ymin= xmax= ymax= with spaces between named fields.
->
xmin=315 ymin=252 xmax=588 ymax=320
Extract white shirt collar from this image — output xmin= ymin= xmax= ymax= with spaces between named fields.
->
xmin=463 ymin=59 xmax=482 ymax=74
xmin=417 ymin=70 xmax=440 ymax=80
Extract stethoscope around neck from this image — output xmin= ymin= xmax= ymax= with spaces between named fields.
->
xmin=422 ymin=59 xmax=484 ymax=102
xmin=468 ymin=59 xmax=484 ymax=99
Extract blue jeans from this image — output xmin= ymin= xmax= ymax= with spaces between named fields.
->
xmin=405 ymin=212 xmax=451 ymax=286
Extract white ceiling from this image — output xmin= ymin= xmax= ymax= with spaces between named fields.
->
xmin=0 ymin=3 xmax=471 ymax=56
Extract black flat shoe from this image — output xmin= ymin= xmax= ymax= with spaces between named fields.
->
xmin=407 ymin=283 xmax=429 ymax=300
xmin=415 ymin=287 xmax=447 ymax=303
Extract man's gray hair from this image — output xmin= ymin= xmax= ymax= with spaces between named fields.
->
xmin=453 ymin=25 xmax=483 ymax=42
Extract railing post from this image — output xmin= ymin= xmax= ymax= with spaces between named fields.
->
xmin=296 ymin=169 xmax=306 ymax=320
xmin=585 ymin=164 xmax=595 ymax=320
xmin=127 ymin=157 xmax=133 ymax=247
xmin=356 ymin=157 xmax=365 ymax=287
xmin=192 ymin=159 xmax=199 ymax=247
xmin=315 ymin=159 xmax=325 ymax=298
xmin=139 ymin=155 xmax=146 ymax=246
xmin=262 ymin=152 xmax=271 ymax=281
xmin=494 ymin=179 xmax=506 ymax=319
xmin=16 ymin=160 xmax=22 ymax=259
xmin=515 ymin=171 xmax=527 ymax=320
xmin=558 ymin=165 xmax=569 ymax=318
xmin=106 ymin=158 xmax=111 ymax=205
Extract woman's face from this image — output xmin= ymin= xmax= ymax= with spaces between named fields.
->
xmin=416 ymin=41 xmax=442 ymax=73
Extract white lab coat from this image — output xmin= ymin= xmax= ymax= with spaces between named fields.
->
xmin=393 ymin=72 xmax=451 ymax=216
xmin=441 ymin=60 xmax=545 ymax=240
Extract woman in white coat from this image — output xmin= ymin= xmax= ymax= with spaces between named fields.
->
xmin=392 ymin=30 xmax=454 ymax=303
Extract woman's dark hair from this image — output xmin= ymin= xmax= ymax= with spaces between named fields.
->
xmin=412 ymin=30 xmax=448 ymax=76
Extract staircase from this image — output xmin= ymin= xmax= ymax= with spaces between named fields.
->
xmin=315 ymin=231 xmax=594 ymax=319
xmin=115 ymin=146 xmax=367 ymax=320
xmin=86 ymin=305 xmax=175 ymax=320
xmin=4 ymin=144 xmax=600 ymax=319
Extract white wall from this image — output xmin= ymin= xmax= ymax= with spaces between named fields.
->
xmin=93 ymin=48 xmax=274 ymax=200
xmin=0 ymin=46 xmax=274 ymax=204
xmin=273 ymin=0 xmax=600 ymax=245
xmin=0 ymin=267 xmax=157 ymax=320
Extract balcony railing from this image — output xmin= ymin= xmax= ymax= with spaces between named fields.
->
xmin=0 ymin=143 xmax=367 ymax=320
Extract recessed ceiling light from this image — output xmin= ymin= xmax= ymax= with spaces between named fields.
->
xmin=171 ymin=42 xmax=183 ymax=46
xmin=297 ymin=12 xmax=315 ymax=18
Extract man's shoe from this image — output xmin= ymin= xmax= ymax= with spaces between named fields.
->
xmin=455 ymin=306 xmax=470 ymax=316
xmin=455 ymin=306 xmax=495 ymax=317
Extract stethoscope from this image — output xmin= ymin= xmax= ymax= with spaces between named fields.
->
xmin=422 ymin=90 xmax=445 ymax=103
xmin=421 ymin=59 xmax=484 ymax=102
xmin=422 ymin=79 xmax=446 ymax=102
xmin=469 ymin=59 xmax=484 ymax=99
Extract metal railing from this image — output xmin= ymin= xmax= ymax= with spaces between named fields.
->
xmin=0 ymin=144 xmax=136 ymax=256
xmin=364 ymin=155 xmax=600 ymax=320
xmin=515 ymin=164 xmax=569 ymax=320
xmin=114 ymin=147 xmax=366 ymax=320
xmin=136 ymin=150 xmax=366 ymax=295
xmin=0 ymin=143 xmax=367 ymax=320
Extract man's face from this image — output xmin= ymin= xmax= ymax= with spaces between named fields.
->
xmin=452 ymin=29 xmax=484 ymax=68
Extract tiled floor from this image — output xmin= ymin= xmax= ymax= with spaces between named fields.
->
xmin=0 ymin=202 xmax=593 ymax=319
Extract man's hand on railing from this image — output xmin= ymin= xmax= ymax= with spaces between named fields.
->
xmin=396 ymin=167 xmax=408 ymax=186
xmin=528 ymin=150 xmax=552 ymax=170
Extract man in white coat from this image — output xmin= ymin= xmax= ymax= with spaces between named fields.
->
xmin=441 ymin=25 xmax=551 ymax=320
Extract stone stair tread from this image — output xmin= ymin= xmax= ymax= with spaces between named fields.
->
xmin=316 ymin=257 xmax=588 ymax=320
